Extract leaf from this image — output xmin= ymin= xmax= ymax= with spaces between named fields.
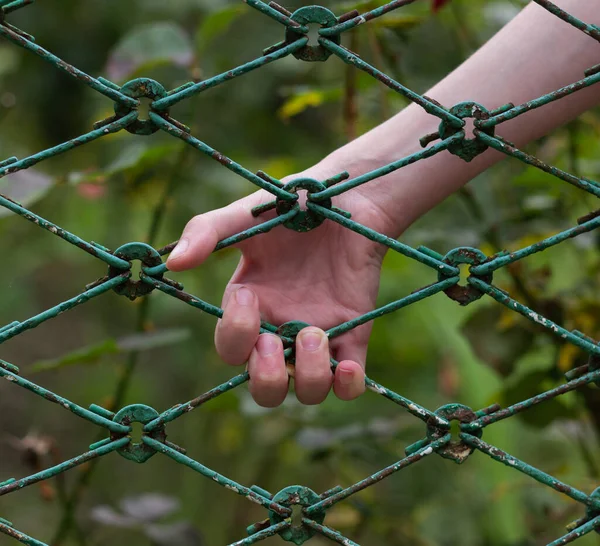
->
xmin=90 ymin=506 xmax=137 ymax=528
xmin=107 ymin=22 xmax=194 ymax=82
xmin=120 ymin=494 xmax=180 ymax=523
xmin=195 ymin=5 xmax=247 ymax=54
xmin=92 ymin=494 xmax=184 ymax=532
xmin=499 ymin=370 xmax=578 ymax=428
xmin=104 ymin=142 xmax=181 ymax=176
xmin=296 ymin=419 xmax=400 ymax=450
xmin=0 ymin=169 xmax=53 ymax=219
xmin=279 ymin=90 xmax=325 ymax=120
xmin=558 ymin=343 xmax=584 ymax=373
xmin=432 ymin=0 xmax=451 ymax=12
xmin=67 ymin=142 xmax=181 ymax=187
xmin=31 ymin=339 xmax=119 ymax=373
xmin=118 ymin=328 xmax=190 ymax=352
xmin=31 ymin=328 xmax=190 ymax=373
xmin=278 ymin=88 xmax=341 ymax=120
xmin=461 ymin=305 xmax=534 ymax=377
xmin=512 ymin=165 xmax=564 ymax=194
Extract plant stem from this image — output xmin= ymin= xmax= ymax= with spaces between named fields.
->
xmin=50 ymin=146 xmax=189 ymax=545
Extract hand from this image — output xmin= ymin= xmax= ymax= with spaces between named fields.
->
xmin=166 ymin=169 xmax=394 ymax=407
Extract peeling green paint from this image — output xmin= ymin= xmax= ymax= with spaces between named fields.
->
xmin=0 ymin=0 xmax=599 ymax=544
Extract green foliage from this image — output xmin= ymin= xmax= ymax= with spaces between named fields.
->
xmin=107 ymin=22 xmax=195 ymax=82
xmin=0 ymin=0 xmax=599 ymax=545
xmin=195 ymin=5 xmax=248 ymax=54
xmin=31 ymin=329 xmax=191 ymax=373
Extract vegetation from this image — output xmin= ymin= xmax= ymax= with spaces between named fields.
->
xmin=0 ymin=0 xmax=600 ymax=544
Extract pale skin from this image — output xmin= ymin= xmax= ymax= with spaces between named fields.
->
xmin=167 ymin=0 xmax=600 ymax=407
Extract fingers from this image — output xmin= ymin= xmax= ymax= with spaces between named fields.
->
xmin=295 ymin=328 xmax=334 ymax=405
xmin=166 ymin=195 xmax=262 ymax=272
xmin=331 ymin=329 xmax=367 ymax=401
xmin=248 ymin=326 xmax=367 ymax=407
xmin=333 ymin=361 xmax=366 ymax=401
xmin=215 ymin=287 xmax=261 ymax=366
xmin=248 ymin=334 xmax=288 ymax=408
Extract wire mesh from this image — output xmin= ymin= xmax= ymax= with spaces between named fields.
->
xmin=0 ymin=1 xmax=600 ymax=544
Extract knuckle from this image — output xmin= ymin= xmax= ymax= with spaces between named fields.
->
xmin=216 ymin=347 xmax=245 ymax=366
xmin=227 ymin=313 xmax=257 ymax=333
xmin=297 ymin=358 xmax=332 ymax=382
xmin=253 ymin=371 xmax=286 ymax=387
xmin=185 ymin=214 xmax=205 ymax=231
xmin=298 ymin=368 xmax=331 ymax=384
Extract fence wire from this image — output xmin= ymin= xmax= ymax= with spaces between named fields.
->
xmin=0 ymin=0 xmax=600 ymax=544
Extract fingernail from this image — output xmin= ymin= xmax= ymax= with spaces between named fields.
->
xmin=299 ymin=330 xmax=324 ymax=352
xmin=338 ymin=367 xmax=354 ymax=386
xmin=169 ymin=238 xmax=189 ymax=261
xmin=257 ymin=335 xmax=279 ymax=357
xmin=236 ymin=287 xmax=255 ymax=306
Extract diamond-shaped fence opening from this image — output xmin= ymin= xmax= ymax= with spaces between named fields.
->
xmin=0 ymin=0 xmax=600 ymax=544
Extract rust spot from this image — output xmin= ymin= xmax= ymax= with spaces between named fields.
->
xmin=554 ymin=482 xmax=571 ymax=494
xmin=454 ymin=248 xmax=480 ymax=261
xmin=577 ymin=208 xmax=600 ymax=225
xmin=211 ymin=151 xmax=233 ymax=167
xmin=44 ymin=392 xmax=60 ymax=404
xmin=337 ymin=9 xmax=360 ymax=23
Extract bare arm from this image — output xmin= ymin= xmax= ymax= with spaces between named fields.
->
xmin=168 ymin=0 xmax=600 ymax=407
xmin=308 ymin=0 xmax=600 ymax=236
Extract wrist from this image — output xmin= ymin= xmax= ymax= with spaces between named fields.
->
xmin=308 ymin=120 xmax=425 ymax=238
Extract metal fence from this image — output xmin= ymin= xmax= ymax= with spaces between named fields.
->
xmin=0 ymin=0 xmax=600 ymax=544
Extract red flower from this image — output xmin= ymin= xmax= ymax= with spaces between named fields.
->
xmin=432 ymin=0 xmax=451 ymax=12
xmin=77 ymin=183 xmax=106 ymax=201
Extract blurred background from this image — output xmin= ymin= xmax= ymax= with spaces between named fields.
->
xmin=0 ymin=0 xmax=600 ymax=544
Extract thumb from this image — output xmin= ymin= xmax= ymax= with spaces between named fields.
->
xmin=166 ymin=191 xmax=269 ymax=272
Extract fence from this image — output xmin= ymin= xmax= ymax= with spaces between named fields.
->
xmin=0 ymin=0 xmax=599 ymax=544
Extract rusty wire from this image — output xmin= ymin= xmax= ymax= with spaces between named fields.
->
xmin=0 ymin=0 xmax=600 ymax=544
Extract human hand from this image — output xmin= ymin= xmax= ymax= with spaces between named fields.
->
xmin=167 ymin=169 xmax=395 ymax=407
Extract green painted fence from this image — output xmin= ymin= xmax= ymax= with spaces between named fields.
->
xmin=1 ymin=0 xmax=600 ymax=544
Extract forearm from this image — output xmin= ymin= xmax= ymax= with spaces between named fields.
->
xmin=312 ymin=0 xmax=600 ymax=237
